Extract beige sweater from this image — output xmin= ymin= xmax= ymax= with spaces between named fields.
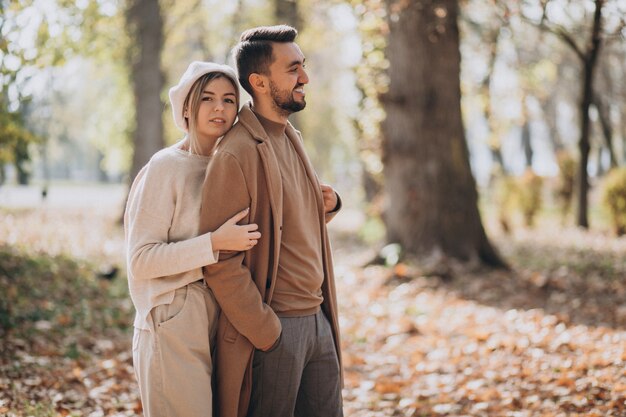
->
xmin=124 ymin=143 xmax=218 ymax=330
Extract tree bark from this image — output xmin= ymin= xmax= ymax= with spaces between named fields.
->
xmin=274 ymin=0 xmax=302 ymax=131
xmin=593 ymin=94 xmax=617 ymax=169
xmin=274 ymin=0 xmax=301 ymax=29
xmin=382 ymin=0 xmax=504 ymax=267
xmin=622 ymin=113 xmax=626 ymax=165
xmin=540 ymin=93 xmax=564 ymax=154
xmin=126 ymin=0 xmax=165 ymax=185
xmin=480 ymin=26 xmax=507 ymax=173
xmin=521 ymin=95 xmax=533 ymax=168
xmin=575 ymin=0 xmax=604 ymax=228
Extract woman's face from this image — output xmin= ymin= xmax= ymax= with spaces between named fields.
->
xmin=194 ymin=77 xmax=238 ymax=142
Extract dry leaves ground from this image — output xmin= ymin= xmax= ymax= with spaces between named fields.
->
xmin=0 ymin=209 xmax=139 ymax=416
xmin=1 ymin=185 xmax=626 ymax=416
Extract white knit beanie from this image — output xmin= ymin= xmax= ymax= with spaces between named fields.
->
xmin=168 ymin=61 xmax=240 ymax=132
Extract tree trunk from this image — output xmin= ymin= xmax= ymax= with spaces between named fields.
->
xmin=382 ymin=0 xmax=504 ymax=267
xmin=521 ymin=96 xmax=533 ymax=168
xmin=595 ymin=144 xmax=605 ymax=176
xmin=593 ymin=94 xmax=617 ymax=169
xmin=274 ymin=0 xmax=302 ymax=131
xmin=622 ymin=112 xmax=626 ymax=165
xmin=522 ymin=120 xmax=533 ymax=168
xmin=14 ymin=139 xmax=30 ymax=185
xmin=274 ymin=0 xmax=301 ymax=29
xmin=96 ymin=150 xmax=108 ymax=183
xmin=480 ymin=26 xmax=507 ymax=174
xmin=575 ymin=0 xmax=604 ymax=228
xmin=126 ymin=0 xmax=165 ymax=185
xmin=540 ymin=93 xmax=564 ymax=154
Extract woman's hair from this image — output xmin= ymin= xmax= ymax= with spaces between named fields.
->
xmin=234 ymin=25 xmax=298 ymax=97
xmin=182 ymin=72 xmax=239 ymax=155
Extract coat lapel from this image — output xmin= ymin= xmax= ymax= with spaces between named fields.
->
xmin=238 ymin=104 xmax=284 ymax=303
xmin=257 ymin=141 xmax=283 ymax=304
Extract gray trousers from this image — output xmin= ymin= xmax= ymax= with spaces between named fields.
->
xmin=247 ymin=310 xmax=343 ymax=417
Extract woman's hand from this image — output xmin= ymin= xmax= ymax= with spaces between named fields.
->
xmin=211 ymin=208 xmax=261 ymax=251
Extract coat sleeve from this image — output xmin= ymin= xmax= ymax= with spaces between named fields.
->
xmin=199 ymin=151 xmax=281 ymax=349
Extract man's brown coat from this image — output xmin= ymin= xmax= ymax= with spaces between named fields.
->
xmin=199 ymin=103 xmax=342 ymax=417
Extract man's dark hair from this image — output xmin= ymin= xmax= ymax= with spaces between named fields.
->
xmin=233 ymin=25 xmax=298 ymax=96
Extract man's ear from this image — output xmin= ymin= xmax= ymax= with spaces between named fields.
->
xmin=249 ymin=73 xmax=268 ymax=96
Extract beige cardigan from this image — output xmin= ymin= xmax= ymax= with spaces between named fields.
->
xmin=199 ymin=103 xmax=342 ymax=417
xmin=125 ymin=144 xmax=218 ymax=330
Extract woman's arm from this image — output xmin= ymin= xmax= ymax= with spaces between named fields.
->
xmin=125 ymin=161 xmax=260 ymax=281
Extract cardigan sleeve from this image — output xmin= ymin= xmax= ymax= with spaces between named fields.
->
xmin=125 ymin=159 xmax=218 ymax=281
xmin=199 ymin=151 xmax=281 ymax=349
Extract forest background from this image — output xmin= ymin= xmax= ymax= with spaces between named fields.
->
xmin=1 ymin=0 xmax=626 ymax=416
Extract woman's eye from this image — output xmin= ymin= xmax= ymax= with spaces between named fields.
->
xmin=225 ymin=98 xmax=235 ymax=104
xmin=202 ymin=97 xmax=212 ymax=101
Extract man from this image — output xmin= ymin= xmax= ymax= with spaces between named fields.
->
xmin=199 ymin=25 xmax=343 ymax=417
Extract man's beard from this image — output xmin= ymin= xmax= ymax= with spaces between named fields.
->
xmin=269 ymin=80 xmax=306 ymax=115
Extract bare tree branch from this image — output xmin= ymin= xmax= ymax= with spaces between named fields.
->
xmin=553 ymin=24 xmax=587 ymax=60
xmin=603 ymin=17 xmax=626 ymax=45
xmin=521 ymin=12 xmax=586 ymax=61
xmin=162 ymin=0 xmax=203 ymax=38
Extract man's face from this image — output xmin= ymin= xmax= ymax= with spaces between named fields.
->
xmin=267 ymin=42 xmax=309 ymax=115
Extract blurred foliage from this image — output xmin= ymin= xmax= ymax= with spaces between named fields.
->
xmin=493 ymin=171 xmax=517 ymax=233
xmin=358 ymin=214 xmax=385 ymax=245
xmin=555 ymin=150 xmax=576 ymax=223
xmin=0 ymin=0 xmax=624 ymax=229
xmin=493 ymin=168 xmax=544 ymax=231
xmin=293 ymin=2 xmax=360 ymax=183
xmin=0 ymin=244 xmax=132 ymax=341
xmin=518 ymin=168 xmax=544 ymax=227
xmin=601 ymin=167 xmax=626 ymax=236
xmin=0 ymin=2 xmax=37 ymax=183
xmin=0 ymin=0 xmax=121 ymax=182
xmin=0 ymin=101 xmax=39 ymax=185
xmin=349 ymin=0 xmax=388 ymax=202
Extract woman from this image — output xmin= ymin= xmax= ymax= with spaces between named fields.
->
xmin=124 ymin=62 xmax=256 ymax=417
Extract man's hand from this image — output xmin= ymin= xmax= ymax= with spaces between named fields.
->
xmin=320 ymin=184 xmax=338 ymax=214
xmin=259 ymin=334 xmax=280 ymax=352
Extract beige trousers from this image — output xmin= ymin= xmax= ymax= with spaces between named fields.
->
xmin=133 ymin=281 xmax=219 ymax=417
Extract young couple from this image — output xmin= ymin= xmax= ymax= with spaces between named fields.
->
xmin=124 ymin=25 xmax=343 ymax=417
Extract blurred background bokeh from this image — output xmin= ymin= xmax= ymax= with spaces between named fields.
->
xmin=1 ymin=0 xmax=626 ymax=241
xmin=1 ymin=0 xmax=626 ymax=416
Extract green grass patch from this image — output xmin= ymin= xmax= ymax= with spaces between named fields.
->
xmin=0 ymin=244 xmax=132 ymax=342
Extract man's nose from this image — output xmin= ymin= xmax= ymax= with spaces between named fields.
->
xmin=298 ymin=68 xmax=309 ymax=84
